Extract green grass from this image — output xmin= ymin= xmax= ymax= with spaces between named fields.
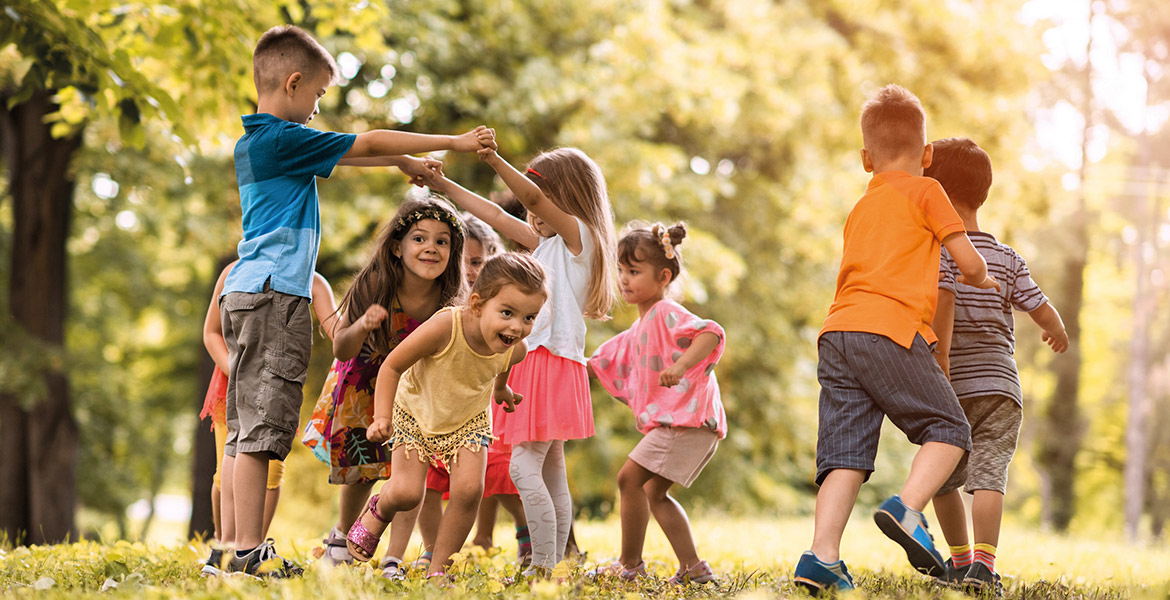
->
xmin=3 ymin=515 xmax=1169 ymax=598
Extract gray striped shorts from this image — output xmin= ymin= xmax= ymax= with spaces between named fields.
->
xmin=815 ymin=331 xmax=971 ymax=485
xmin=937 ymin=394 xmax=1021 ymax=495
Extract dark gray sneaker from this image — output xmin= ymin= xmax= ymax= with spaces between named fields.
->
xmin=200 ymin=548 xmax=226 ymax=577
xmin=935 ymin=558 xmax=968 ymax=587
xmin=228 ymin=539 xmax=303 ymax=579
xmin=962 ymin=562 xmax=1004 ymax=598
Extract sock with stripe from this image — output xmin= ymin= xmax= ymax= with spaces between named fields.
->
xmin=515 ymin=525 xmax=532 ymax=557
xmin=949 ymin=544 xmax=973 ymax=569
xmin=973 ymin=543 xmax=997 ymax=572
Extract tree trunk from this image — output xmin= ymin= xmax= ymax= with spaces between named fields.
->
xmin=0 ymin=89 xmax=83 ymax=544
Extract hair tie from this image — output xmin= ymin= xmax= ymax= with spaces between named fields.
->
xmin=526 ymin=168 xmax=543 ymax=179
xmin=659 ymin=230 xmax=675 ymax=260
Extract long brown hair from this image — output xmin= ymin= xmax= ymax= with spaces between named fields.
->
xmin=339 ymin=195 xmax=465 ymax=353
xmin=525 ymin=147 xmax=616 ymax=320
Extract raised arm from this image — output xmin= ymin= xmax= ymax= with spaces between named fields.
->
xmin=941 ymin=232 xmax=1000 ymax=292
xmin=1028 ymin=302 xmax=1069 ymax=353
xmin=339 ymin=126 xmax=491 ymax=161
xmin=480 ymin=148 xmax=583 ymax=254
xmin=202 ymin=262 xmax=235 ymax=376
xmin=335 ymin=155 xmax=442 ymax=187
xmin=366 ymin=311 xmax=454 ymax=442
xmin=332 ymin=304 xmax=388 ymax=361
xmin=659 ymin=331 xmax=721 ymax=388
xmin=931 ymin=289 xmax=956 ymax=378
xmin=422 ymin=169 xmax=540 ymax=250
xmin=311 ymin=272 xmax=340 ymax=342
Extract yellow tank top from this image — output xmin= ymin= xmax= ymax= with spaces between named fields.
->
xmin=396 ymin=307 xmax=515 ymax=436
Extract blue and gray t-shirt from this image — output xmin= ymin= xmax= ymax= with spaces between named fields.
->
xmin=939 ymin=231 xmax=1048 ymax=407
xmin=224 ymin=113 xmax=356 ymax=299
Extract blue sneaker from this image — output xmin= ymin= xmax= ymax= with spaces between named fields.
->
xmin=793 ymin=551 xmax=855 ymax=595
xmin=873 ymin=495 xmax=945 ymax=577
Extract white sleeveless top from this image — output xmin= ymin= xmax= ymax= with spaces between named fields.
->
xmin=527 ymin=217 xmax=594 ymax=365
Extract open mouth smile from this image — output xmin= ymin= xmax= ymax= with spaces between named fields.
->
xmin=498 ymin=334 xmax=517 ymax=346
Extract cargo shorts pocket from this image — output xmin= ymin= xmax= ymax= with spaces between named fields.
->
xmin=258 ymin=350 xmax=308 ymax=434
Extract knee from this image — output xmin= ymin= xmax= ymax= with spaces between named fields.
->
xmin=617 ymin=468 xmax=641 ymax=492
xmin=385 ymin=486 xmax=424 ymax=512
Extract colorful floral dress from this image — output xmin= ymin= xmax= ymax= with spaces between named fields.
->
xmin=302 ymin=298 xmax=421 ymax=484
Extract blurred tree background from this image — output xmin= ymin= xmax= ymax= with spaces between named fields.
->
xmin=2 ymin=0 xmax=1168 ymax=544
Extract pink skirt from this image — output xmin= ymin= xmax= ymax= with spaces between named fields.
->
xmin=496 ymin=347 xmax=593 ymax=446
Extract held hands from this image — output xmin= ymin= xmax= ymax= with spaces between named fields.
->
xmin=494 ymin=385 xmax=523 ymax=413
xmin=1042 ymin=329 xmax=1070 ymax=353
xmin=957 ymin=273 xmax=1002 ymax=292
xmin=453 ymin=126 xmax=496 ymax=153
xmin=358 ymin=304 xmax=388 ymax=333
xmin=477 ymin=128 xmax=500 ymax=163
xmin=659 ymin=364 xmax=686 ymax=388
xmin=398 ymin=155 xmax=443 ymax=187
xmin=367 ymin=416 xmax=393 ymax=443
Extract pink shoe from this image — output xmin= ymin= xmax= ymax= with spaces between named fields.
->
xmin=668 ymin=559 xmax=716 ymax=584
xmin=346 ymin=494 xmax=389 ymax=562
xmin=587 ymin=560 xmax=646 ymax=581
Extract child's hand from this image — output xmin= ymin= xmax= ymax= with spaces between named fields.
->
xmin=417 ymin=164 xmax=446 ymax=190
xmin=398 ymin=155 xmax=443 ymax=187
xmin=957 ymin=273 xmax=1002 ymax=292
xmin=367 ymin=416 xmax=393 ymax=443
xmin=659 ymin=364 xmax=685 ymax=388
xmin=453 ymin=126 xmax=492 ymax=153
xmin=1042 ymin=329 xmax=1069 ymax=353
xmin=358 ymin=304 xmax=388 ymax=332
xmin=494 ymin=386 xmax=523 ymax=413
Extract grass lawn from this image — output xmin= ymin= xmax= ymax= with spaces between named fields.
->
xmin=2 ymin=512 xmax=1169 ymax=598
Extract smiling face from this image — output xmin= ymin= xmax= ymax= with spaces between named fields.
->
xmin=471 ymin=283 xmax=546 ymax=354
xmin=287 ymin=69 xmax=331 ymax=124
xmin=618 ymin=259 xmax=669 ymax=311
xmin=394 ymin=219 xmax=452 ymax=282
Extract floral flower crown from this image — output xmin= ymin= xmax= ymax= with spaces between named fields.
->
xmin=393 ymin=208 xmax=463 ymax=236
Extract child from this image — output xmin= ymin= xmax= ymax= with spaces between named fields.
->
xmin=792 ymin=84 xmax=1001 ymax=594
xmin=219 ymin=24 xmax=489 ymax=577
xmin=588 ymin=222 xmax=726 ymax=584
xmin=300 ymin=196 xmax=465 ymax=575
xmin=925 ymin=138 xmax=1068 ymax=595
xmin=200 ymin=261 xmax=338 ymax=576
xmin=345 ymin=253 xmax=549 ymax=580
xmin=420 ymin=141 xmax=617 ymax=575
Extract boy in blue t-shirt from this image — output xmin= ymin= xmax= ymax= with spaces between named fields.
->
xmin=213 ymin=25 xmax=492 ymax=578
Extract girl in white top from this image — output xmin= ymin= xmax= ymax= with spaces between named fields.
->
xmin=345 ymin=253 xmax=549 ymax=579
xmin=421 ymin=140 xmax=617 ymax=575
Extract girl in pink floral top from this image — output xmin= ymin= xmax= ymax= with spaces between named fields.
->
xmin=589 ymin=222 xmax=726 ymax=585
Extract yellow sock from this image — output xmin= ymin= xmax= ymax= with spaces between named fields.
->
xmin=973 ymin=543 xmax=997 ymax=571
xmin=949 ymin=544 xmax=973 ymax=568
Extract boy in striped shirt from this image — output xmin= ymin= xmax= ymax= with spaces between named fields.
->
xmin=927 ymin=138 xmax=1069 ymax=596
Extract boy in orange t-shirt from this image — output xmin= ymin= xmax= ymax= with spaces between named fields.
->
xmin=792 ymin=85 xmax=1001 ymax=594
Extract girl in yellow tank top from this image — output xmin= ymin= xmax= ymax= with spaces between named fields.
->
xmin=345 ymin=253 xmax=549 ymax=580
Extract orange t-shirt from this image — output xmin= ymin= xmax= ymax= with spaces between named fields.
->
xmin=820 ymin=171 xmax=965 ymax=349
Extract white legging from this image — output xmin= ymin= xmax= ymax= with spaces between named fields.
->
xmin=510 ymin=440 xmax=572 ymax=570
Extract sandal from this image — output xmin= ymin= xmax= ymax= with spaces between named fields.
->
xmin=346 ymin=494 xmax=389 ymax=562
xmin=321 ymin=527 xmax=354 ymax=566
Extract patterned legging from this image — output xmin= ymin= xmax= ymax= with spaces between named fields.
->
xmin=510 ymin=440 xmax=572 ymax=570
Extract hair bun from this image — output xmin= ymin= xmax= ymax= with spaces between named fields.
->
xmin=667 ymin=222 xmax=687 ymax=246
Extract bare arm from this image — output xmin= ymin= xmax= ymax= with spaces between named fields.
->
xmin=659 ymin=331 xmax=721 ymax=387
xmin=493 ymin=341 xmax=529 ymax=412
xmin=202 ymin=262 xmax=234 ymax=376
xmin=1028 ymin=302 xmax=1069 ymax=353
xmin=340 ymin=126 xmax=489 ymax=161
xmin=366 ymin=311 xmax=454 ymax=442
xmin=422 ymin=170 xmax=540 ymax=250
xmin=332 ymin=304 xmax=388 ymax=361
xmin=310 ymin=272 xmax=340 ymax=342
xmin=942 ymin=232 xmax=999 ymax=291
xmin=931 ymin=289 xmax=956 ymax=378
xmin=480 ymin=149 xmax=583 ymax=254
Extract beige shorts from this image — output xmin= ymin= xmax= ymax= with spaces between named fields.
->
xmin=629 ymin=426 xmax=719 ymax=488
xmin=938 ymin=394 xmax=1022 ymax=495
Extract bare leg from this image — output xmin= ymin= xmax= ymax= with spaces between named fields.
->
xmin=971 ymin=490 xmax=1004 ymax=548
xmin=261 ymin=487 xmax=280 ymax=539
xmin=220 ymin=455 xmax=236 ymax=544
xmin=901 ymin=442 xmax=966 ymax=510
xmin=617 ymin=459 xmax=653 ymax=569
xmin=386 ymin=503 xmax=423 ymax=561
xmin=337 ymin=482 xmax=376 ymax=534
xmin=430 ymin=447 xmax=487 ymax=575
xmin=497 ymin=494 xmax=526 ymax=524
xmin=808 ymin=468 xmax=865 ymax=563
xmin=472 ymin=496 xmax=499 ymax=548
xmin=931 ymin=490 xmax=969 ymax=548
xmin=644 ymin=474 xmax=700 ymax=569
xmin=211 ymin=484 xmax=222 ymax=542
xmin=417 ymin=489 xmax=445 ymax=553
xmin=349 ymin=446 xmax=429 ymax=561
xmin=232 ymin=451 xmax=270 ymax=550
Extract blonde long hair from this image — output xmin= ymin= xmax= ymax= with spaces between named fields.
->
xmin=525 ymin=147 xmax=616 ymax=320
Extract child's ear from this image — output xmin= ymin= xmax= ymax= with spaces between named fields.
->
xmin=390 ymin=239 xmax=402 ymax=258
xmin=860 ymin=148 xmax=874 ymax=173
xmin=921 ymin=143 xmax=934 ymax=169
xmin=468 ymin=292 xmax=484 ymax=316
xmin=285 ymin=72 xmax=303 ymax=96
xmin=658 ymin=267 xmax=674 ymax=286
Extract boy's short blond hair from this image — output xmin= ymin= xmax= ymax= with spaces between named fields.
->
xmin=860 ymin=84 xmax=927 ymax=164
xmin=253 ymin=25 xmax=339 ymax=95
